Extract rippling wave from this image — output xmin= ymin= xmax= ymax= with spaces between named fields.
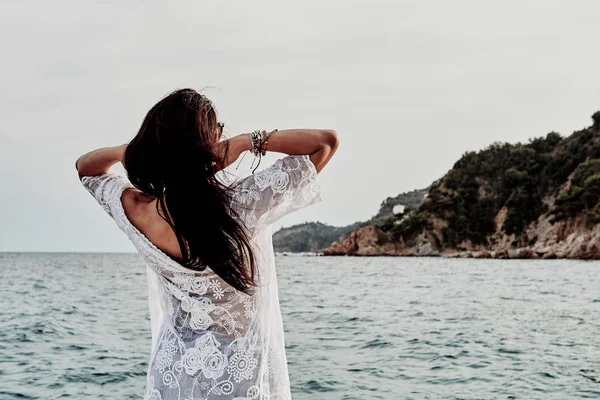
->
xmin=0 ymin=253 xmax=598 ymax=399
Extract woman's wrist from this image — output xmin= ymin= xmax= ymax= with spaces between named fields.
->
xmin=236 ymin=133 xmax=252 ymax=154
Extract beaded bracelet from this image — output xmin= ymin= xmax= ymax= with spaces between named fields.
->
xmin=248 ymin=130 xmax=262 ymax=156
xmin=237 ymin=129 xmax=278 ymax=173
xmin=249 ymin=129 xmax=277 ymax=172
xmin=261 ymin=129 xmax=277 ymax=156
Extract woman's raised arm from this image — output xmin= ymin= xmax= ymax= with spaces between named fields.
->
xmin=75 ymin=144 xmax=127 ymax=179
xmin=217 ymin=129 xmax=339 ymax=174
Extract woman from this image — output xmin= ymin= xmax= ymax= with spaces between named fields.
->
xmin=75 ymin=88 xmax=339 ymax=400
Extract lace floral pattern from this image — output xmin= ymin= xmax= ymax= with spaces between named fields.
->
xmin=229 ymin=155 xmax=322 ymax=236
xmin=81 ymin=155 xmax=321 ymax=399
xmin=155 ymin=337 xmax=178 ymax=373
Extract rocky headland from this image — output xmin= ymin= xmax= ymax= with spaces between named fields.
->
xmin=276 ymin=113 xmax=600 ymax=260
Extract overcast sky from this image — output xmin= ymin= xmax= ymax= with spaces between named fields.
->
xmin=2 ymin=0 xmax=600 ymax=252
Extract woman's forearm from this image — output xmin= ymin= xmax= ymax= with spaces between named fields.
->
xmin=262 ymin=129 xmax=337 ymax=156
xmin=266 ymin=129 xmax=339 ymax=173
xmin=75 ymin=144 xmax=127 ymax=178
xmin=219 ymin=129 xmax=338 ymax=174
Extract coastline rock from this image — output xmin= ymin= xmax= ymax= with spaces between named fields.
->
xmin=507 ymin=249 xmax=519 ymax=259
xmin=495 ymin=250 xmax=509 ymax=259
xmin=321 ymin=196 xmax=600 ymax=260
xmin=472 ymin=250 xmax=491 ymax=259
xmin=322 ymin=240 xmax=351 ymax=256
xmin=585 ymin=237 xmax=600 ymax=259
xmin=516 ymin=248 xmax=538 ymax=259
xmin=541 ymin=250 xmax=557 ymax=259
xmin=321 ymin=226 xmax=399 ymax=256
xmin=415 ymin=240 xmax=440 ymax=257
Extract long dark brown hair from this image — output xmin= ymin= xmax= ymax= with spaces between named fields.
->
xmin=124 ymin=88 xmax=257 ymax=293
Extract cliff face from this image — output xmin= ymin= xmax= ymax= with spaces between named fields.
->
xmin=322 ymin=214 xmax=600 ymax=259
xmin=323 ymin=113 xmax=600 ymax=259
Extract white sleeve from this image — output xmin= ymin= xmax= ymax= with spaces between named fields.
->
xmin=81 ymin=173 xmax=133 ymax=219
xmin=229 ymin=154 xmax=322 ymax=235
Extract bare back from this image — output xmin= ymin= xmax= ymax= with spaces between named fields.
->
xmin=121 ymin=189 xmax=183 ymax=261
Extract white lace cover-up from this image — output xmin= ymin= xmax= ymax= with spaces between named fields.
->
xmin=81 ymin=155 xmax=322 ymax=400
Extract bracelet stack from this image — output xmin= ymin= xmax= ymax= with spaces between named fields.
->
xmin=237 ymin=129 xmax=278 ymax=173
xmin=248 ymin=129 xmax=277 ymax=156
xmin=248 ymin=130 xmax=262 ymax=156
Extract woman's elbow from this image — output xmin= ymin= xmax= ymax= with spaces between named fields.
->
xmin=322 ymin=129 xmax=339 ymax=149
xmin=75 ymin=156 xmax=85 ymax=179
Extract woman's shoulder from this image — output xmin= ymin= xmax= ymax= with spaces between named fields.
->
xmin=122 ymin=191 xmax=184 ymax=262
